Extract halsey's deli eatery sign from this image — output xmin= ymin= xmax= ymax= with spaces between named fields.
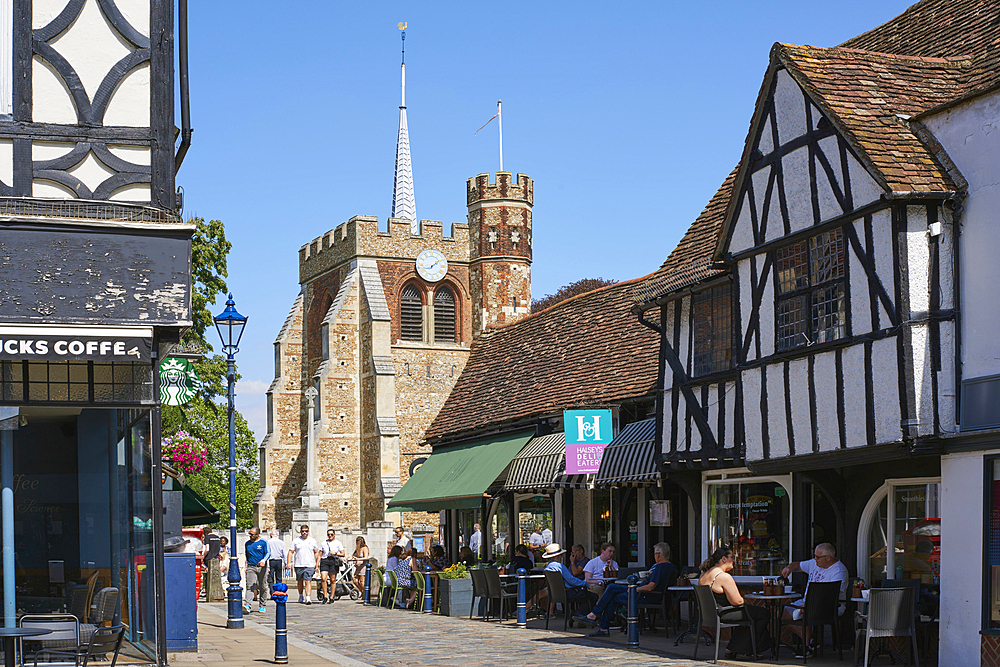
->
xmin=0 ymin=325 xmax=152 ymax=362
xmin=564 ymin=409 xmax=613 ymax=475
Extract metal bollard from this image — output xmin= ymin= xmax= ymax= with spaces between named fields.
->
xmin=272 ymin=582 xmax=288 ymax=664
xmin=423 ymin=566 xmax=434 ymax=613
xmin=363 ymin=560 xmax=372 ymax=604
xmin=516 ymin=568 xmax=527 ymax=628
xmin=227 ymin=551 xmax=244 ymax=629
xmin=626 ymin=574 xmax=640 ymax=649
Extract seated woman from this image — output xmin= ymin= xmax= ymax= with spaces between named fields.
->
xmin=458 ymin=546 xmax=477 ymax=567
xmin=430 ymin=545 xmax=448 ymax=571
xmin=510 ymin=544 xmax=534 ymax=574
xmin=698 ymin=547 xmax=771 ymax=659
xmin=393 ymin=547 xmax=418 ymax=608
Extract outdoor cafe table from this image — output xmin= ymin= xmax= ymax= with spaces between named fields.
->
xmin=500 ymin=573 xmax=546 ymax=619
xmin=744 ymin=591 xmax=801 ymax=661
xmin=0 ymin=627 xmax=50 ymax=667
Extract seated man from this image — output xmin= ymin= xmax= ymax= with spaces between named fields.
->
xmin=780 ymin=542 xmax=849 ymax=655
xmin=534 ymin=543 xmax=598 ymax=615
xmin=575 ymin=542 xmax=677 ymax=636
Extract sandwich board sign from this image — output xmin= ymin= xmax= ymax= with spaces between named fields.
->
xmin=563 ymin=409 xmax=613 ymax=475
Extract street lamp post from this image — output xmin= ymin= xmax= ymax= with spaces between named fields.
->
xmin=214 ymin=293 xmax=247 ymax=630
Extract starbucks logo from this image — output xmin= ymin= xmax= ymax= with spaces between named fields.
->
xmin=160 ymin=358 xmax=198 ymax=406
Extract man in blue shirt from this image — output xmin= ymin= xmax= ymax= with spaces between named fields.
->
xmin=537 ymin=543 xmax=598 ymax=616
xmin=243 ymin=527 xmax=271 ymax=613
xmin=575 ymin=542 xmax=677 ymax=636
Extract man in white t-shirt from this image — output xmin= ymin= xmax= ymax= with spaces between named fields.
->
xmin=528 ymin=525 xmax=545 ymax=559
xmin=288 ymin=525 xmax=320 ymax=604
xmin=394 ymin=526 xmax=410 ymax=549
xmin=318 ymin=528 xmax=346 ymax=604
xmin=583 ymin=543 xmax=619 ymax=596
xmin=780 ymin=542 xmax=849 ymax=654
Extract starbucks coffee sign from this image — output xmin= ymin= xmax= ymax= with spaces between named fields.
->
xmin=159 ymin=358 xmax=198 ymax=406
xmin=0 ymin=325 xmax=152 ymax=362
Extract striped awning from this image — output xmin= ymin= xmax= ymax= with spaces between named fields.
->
xmin=595 ymin=417 xmax=658 ymax=486
xmin=504 ymin=433 xmax=593 ymax=492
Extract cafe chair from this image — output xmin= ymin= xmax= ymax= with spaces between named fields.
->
xmin=692 ymin=584 xmax=757 ymax=664
xmin=469 ymin=568 xmax=489 ymax=620
xmin=409 ymin=571 xmax=426 ymax=610
xmin=639 ymin=589 xmax=673 ymax=636
xmin=18 ymin=614 xmax=80 ymax=665
xmin=483 ymin=569 xmax=517 ymax=622
xmin=542 ymin=569 xmax=580 ymax=631
xmin=33 ymin=625 xmax=126 ymax=667
xmin=67 ymin=588 xmax=89 ymax=625
xmin=382 ymin=570 xmax=400 ymax=608
xmin=79 ymin=587 xmax=119 ymax=641
xmin=855 ymin=587 xmax=918 ymax=667
xmin=779 ymin=581 xmax=841 ymax=663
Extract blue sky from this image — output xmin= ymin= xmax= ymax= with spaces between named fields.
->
xmin=178 ymin=1 xmax=915 ymax=438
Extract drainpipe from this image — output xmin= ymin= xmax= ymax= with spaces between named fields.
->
xmin=174 ymin=0 xmax=192 ymax=173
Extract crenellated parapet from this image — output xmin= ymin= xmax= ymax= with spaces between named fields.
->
xmin=300 ymin=215 xmax=470 ymax=284
xmin=467 ymin=172 xmax=533 ymax=206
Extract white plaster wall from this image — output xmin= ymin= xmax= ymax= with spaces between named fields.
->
xmin=108 ymin=183 xmax=150 ymax=201
xmin=939 ymin=451 xmax=984 ymax=667
xmin=922 ymin=88 xmax=1000 ymax=378
xmin=107 ymin=144 xmax=150 ymax=166
xmin=731 ymin=190 xmax=754 ymax=255
xmin=742 ymin=369 xmax=763 ymax=461
xmin=936 ymin=213 xmax=954 ymax=310
xmin=32 ymin=57 xmax=77 ymax=124
xmin=813 ymin=351 xmax=839 ymax=451
xmin=781 ymin=147 xmax=811 ymax=236
xmin=842 ymin=344 xmax=867 ymax=447
xmin=816 ymin=135 xmax=843 ymax=222
xmin=766 ymin=364 xmax=789 ymax=458
xmin=1 ymin=0 xmax=10 ymax=115
xmin=677 ymin=298 xmax=690 ymax=376
xmin=688 ymin=391 xmax=702 ymax=453
xmin=849 ymin=219 xmax=872 ymax=335
xmin=937 ymin=322 xmax=957 ymax=434
xmin=773 ymin=69 xmax=806 ymax=146
xmin=67 ymin=152 xmax=115 ymax=191
xmin=662 ymin=305 xmax=675 ymax=390
xmin=847 ymin=151 xmax=884 ymax=208
xmin=871 ymin=209 xmax=895 ymax=328
xmin=48 ymin=0 xmax=131 ymax=101
xmin=0 ymin=139 xmax=12 ymax=186
xmin=789 ymin=358 xmax=811 ymax=452
xmin=115 ymin=0 xmax=149 ymax=38
xmin=738 ymin=259 xmax=755 ymax=361
xmin=102 ymin=62 xmax=150 ymax=127
xmin=32 ymin=0 xmax=67 ymax=29
xmin=872 ymin=338 xmax=902 ymax=443
xmin=724 ymin=381 xmax=736 ymax=449
xmin=759 ymin=263 xmax=775 ymax=358
xmin=706 ymin=387 xmax=718 ymax=450
xmin=909 ymin=323 xmax=934 ymax=437
xmin=32 ymin=178 xmax=75 ymax=198
xmin=905 ymin=205 xmax=930 ymax=313
xmin=757 ymin=115 xmax=773 ymax=155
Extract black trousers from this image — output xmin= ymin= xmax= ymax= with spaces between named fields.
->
xmin=718 ymin=604 xmax=771 ymax=655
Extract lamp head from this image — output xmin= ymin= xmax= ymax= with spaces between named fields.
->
xmin=213 ymin=293 xmax=247 ymax=355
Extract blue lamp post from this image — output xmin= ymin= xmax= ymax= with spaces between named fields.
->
xmin=214 ymin=293 xmax=247 ymax=630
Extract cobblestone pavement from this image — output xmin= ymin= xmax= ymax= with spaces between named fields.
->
xmin=234 ymin=600 xmax=718 ymax=667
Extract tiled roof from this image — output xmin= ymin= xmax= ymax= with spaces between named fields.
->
xmin=777 ymin=43 xmax=968 ymax=192
xmin=424 ymin=277 xmax=660 ymax=441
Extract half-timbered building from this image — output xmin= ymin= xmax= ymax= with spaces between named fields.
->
xmin=635 ymin=0 xmax=1000 ymax=662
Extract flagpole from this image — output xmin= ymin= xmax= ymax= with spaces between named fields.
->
xmin=497 ymin=100 xmax=503 ymax=172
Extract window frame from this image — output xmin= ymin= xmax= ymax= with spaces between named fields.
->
xmin=432 ymin=285 xmax=457 ymax=344
xmin=399 ymin=283 xmax=424 ymax=343
xmin=691 ymin=282 xmax=735 ymax=377
xmin=773 ymin=226 xmax=849 ymax=352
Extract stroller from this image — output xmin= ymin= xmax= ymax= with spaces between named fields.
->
xmin=314 ymin=557 xmax=361 ymax=602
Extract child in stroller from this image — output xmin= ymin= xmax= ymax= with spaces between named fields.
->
xmin=315 ymin=556 xmax=361 ymax=603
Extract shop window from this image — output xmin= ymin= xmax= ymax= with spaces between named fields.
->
xmin=692 ymin=283 xmax=733 ymax=376
xmin=592 ymin=488 xmax=613 ymax=548
xmin=859 ymin=479 xmax=940 ymax=591
xmin=433 ymin=287 xmax=456 ymax=343
xmin=491 ymin=500 xmax=510 ymax=557
xmin=400 ymin=285 xmax=423 ymax=342
xmin=989 ymin=459 xmax=1000 ymax=629
xmin=1 ymin=361 xmax=153 ymax=404
xmin=775 ymin=228 xmax=846 ymax=351
xmin=706 ymin=477 xmax=790 ymax=576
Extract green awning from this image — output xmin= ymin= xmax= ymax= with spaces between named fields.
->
xmin=181 ymin=484 xmax=221 ymax=526
xmin=387 ymin=429 xmax=534 ymax=512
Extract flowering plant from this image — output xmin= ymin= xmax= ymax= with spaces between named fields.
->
xmin=162 ymin=431 xmax=207 ymax=474
xmin=439 ymin=563 xmax=469 ymax=579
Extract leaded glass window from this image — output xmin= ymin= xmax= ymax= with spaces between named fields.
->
xmin=775 ymin=227 xmax=846 ymax=351
xmin=692 ymin=283 xmax=734 ymax=376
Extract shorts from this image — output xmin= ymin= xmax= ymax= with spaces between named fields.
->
xmin=294 ymin=566 xmax=315 ymax=581
xmin=320 ymin=558 xmax=340 ymax=574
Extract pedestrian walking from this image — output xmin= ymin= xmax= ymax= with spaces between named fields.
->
xmin=266 ymin=529 xmax=286 ymax=587
xmin=243 ymin=527 xmax=270 ymax=614
xmin=289 ymin=525 xmax=320 ymax=604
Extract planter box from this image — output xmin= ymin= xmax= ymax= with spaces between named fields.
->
xmin=438 ymin=577 xmax=473 ymax=617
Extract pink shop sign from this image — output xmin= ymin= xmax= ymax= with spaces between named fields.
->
xmin=565 ymin=443 xmax=608 ymax=475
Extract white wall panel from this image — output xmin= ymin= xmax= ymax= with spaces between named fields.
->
xmin=789 ymin=358 xmax=812 ymax=452
xmin=842 ymin=344 xmax=867 ymax=447
xmin=48 ymin=0 xmax=132 ymax=101
xmin=872 ymin=338 xmax=901 ymax=443
xmin=33 ymin=0 xmax=67 ymax=29
xmin=937 ymin=321 xmax=956 ymax=433
xmin=1 ymin=0 xmax=10 ymax=115
xmin=67 ymin=151 xmax=115 ymax=191
xmin=773 ymin=69 xmax=806 ymax=145
xmin=107 ymin=182 xmax=150 ymax=202
xmin=870 ymin=209 xmax=895 ymax=326
xmin=107 ymin=144 xmax=150 ymax=166
xmin=908 ymin=323 xmax=933 ymax=436
xmin=677 ymin=297 xmax=690 ymax=376
xmin=759 ymin=264 xmax=775 ymax=358
xmin=847 ymin=151 xmax=884 ymax=208
xmin=663 ymin=304 xmax=675 ymax=390
xmin=730 ymin=191 xmax=754 ymax=255
xmin=816 ymin=135 xmax=844 ymax=221
xmin=102 ymin=62 xmax=150 ymax=127
xmin=766 ymin=364 xmax=789 ymax=458
xmin=813 ymin=351 xmax=840 ymax=452
xmin=706 ymin=386 xmax=719 ymax=451
xmin=849 ymin=220 xmax=871 ymax=335
xmin=32 ymin=57 xmax=77 ymax=124
xmin=936 ymin=212 xmax=954 ymax=310
xmin=32 ymin=178 xmax=76 ymax=197
xmin=724 ymin=381 xmax=736 ymax=450
xmin=687 ymin=394 xmax=702 ymax=454
xmin=0 ymin=139 xmax=11 ymax=185
xmin=742 ymin=369 xmax=763 ymax=461
xmin=738 ymin=259 xmax=755 ymax=361
xmin=115 ymin=0 xmax=150 ymax=38
xmin=905 ymin=205 xmax=930 ymax=313
xmin=757 ymin=115 xmax=773 ymax=155
xmin=782 ymin=147 xmax=811 ymax=236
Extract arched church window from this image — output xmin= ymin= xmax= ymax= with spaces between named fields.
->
xmin=400 ymin=285 xmax=423 ymax=341
xmin=434 ymin=287 xmax=456 ymax=343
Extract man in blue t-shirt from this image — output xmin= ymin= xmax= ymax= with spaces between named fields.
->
xmin=575 ymin=542 xmax=677 ymax=635
xmin=243 ymin=527 xmax=271 ymax=613
xmin=536 ymin=543 xmax=598 ymax=614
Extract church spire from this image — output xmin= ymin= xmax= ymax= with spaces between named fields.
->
xmin=391 ymin=24 xmax=417 ymax=232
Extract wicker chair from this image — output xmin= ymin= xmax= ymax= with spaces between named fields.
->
xmin=779 ymin=581 xmax=841 ymax=662
xmin=855 ymin=587 xmax=919 ymax=667
xmin=692 ymin=584 xmax=757 ymax=664
xmin=32 ymin=625 xmax=126 ymax=667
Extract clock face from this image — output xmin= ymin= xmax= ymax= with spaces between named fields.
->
xmin=416 ymin=248 xmax=448 ymax=282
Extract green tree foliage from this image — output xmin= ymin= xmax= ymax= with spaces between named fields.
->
xmin=160 ymin=217 xmax=258 ymax=529
xmin=531 ymin=277 xmax=619 ymax=312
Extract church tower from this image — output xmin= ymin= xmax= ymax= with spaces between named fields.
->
xmin=391 ymin=27 xmax=417 ymax=231
xmin=468 ymin=172 xmax=533 ymax=337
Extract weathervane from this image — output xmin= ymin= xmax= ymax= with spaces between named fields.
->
xmin=475 ymin=99 xmax=503 ymax=172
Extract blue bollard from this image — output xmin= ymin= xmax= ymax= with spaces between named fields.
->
xmin=423 ymin=566 xmax=433 ymax=613
xmin=626 ymin=574 xmax=640 ymax=649
xmin=516 ymin=568 xmax=527 ymax=628
xmin=227 ymin=551 xmax=244 ymax=629
xmin=272 ymin=582 xmax=288 ymax=663
xmin=363 ymin=560 xmax=372 ymax=604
